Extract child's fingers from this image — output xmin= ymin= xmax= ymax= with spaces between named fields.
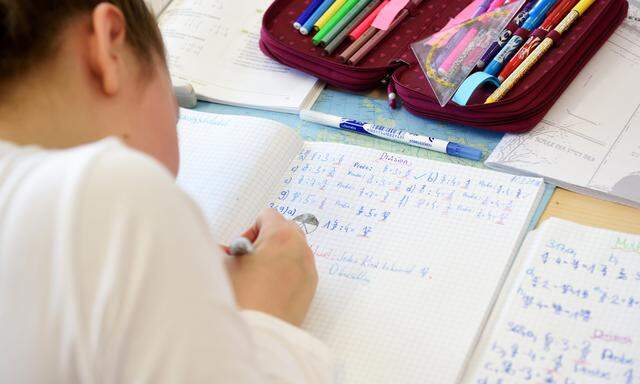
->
xmin=240 ymin=208 xmax=287 ymax=242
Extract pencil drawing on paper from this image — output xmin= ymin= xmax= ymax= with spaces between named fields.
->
xmin=293 ymin=213 xmax=320 ymax=235
xmin=486 ymin=125 xmax=562 ymax=165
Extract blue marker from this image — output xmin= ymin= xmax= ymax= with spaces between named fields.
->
xmin=300 ymin=110 xmax=483 ymax=161
xmin=294 ymin=0 xmax=325 ymax=30
xmin=484 ymin=0 xmax=559 ymax=75
xmin=477 ymin=0 xmax=536 ymax=69
xmin=300 ymin=0 xmax=335 ymax=35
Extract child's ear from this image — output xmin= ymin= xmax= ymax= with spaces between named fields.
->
xmin=87 ymin=3 xmax=127 ymax=96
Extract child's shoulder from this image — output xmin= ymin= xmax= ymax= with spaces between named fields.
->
xmin=1 ymin=137 xmax=184 ymax=221
xmin=77 ymin=137 xmax=177 ymax=198
xmin=72 ymin=138 xmax=185 ymax=214
xmin=0 ymin=137 xmax=201 ymax=263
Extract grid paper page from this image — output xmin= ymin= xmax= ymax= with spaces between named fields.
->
xmin=467 ymin=218 xmax=640 ymax=384
xmin=177 ymin=109 xmax=302 ymax=243
xmin=268 ymin=142 xmax=545 ymax=384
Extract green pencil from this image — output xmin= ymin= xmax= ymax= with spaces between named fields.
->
xmin=312 ymin=0 xmax=361 ymax=46
xmin=321 ymin=0 xmax=373 ymax=48
xmin=325 ymin=0 xmax=379 ymax=54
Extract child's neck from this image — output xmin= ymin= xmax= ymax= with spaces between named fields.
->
xmin=0 ymin=71 xmax=106 ymax=149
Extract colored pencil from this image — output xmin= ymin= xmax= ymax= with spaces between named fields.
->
xmin=477 ymin=0 xmax=535 ymax=69
xmin=339 ymin=26 xmax=378 ymax=62
xmin=314 ymin=0 xmax=347 ymax=32
xmin=300 ymin=0 xmax=336 ymax=35
xmin=294 ymin=0 xmax=325 ymax=29
xmin=486 ymin=0 xmax=596 ymax=103
xmin=313 ymin=0 xmax=362 ymax=45
xmin=498 ymin=0 xmax=578 ymax=80
xmin=348 ymin=5 xmax=413 ymax=65
xmin=323 ymin=0 xmax=378 ymax=52
xmin=349 ymin=0 xmax=389 ymax=40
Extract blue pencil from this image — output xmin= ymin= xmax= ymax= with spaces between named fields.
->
xmin=294 ymin=0 xmax=325 ymax=30
xmin=300 ymin=0 xmax=335 ymax=35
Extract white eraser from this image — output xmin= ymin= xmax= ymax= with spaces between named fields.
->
xmin=173 ymin=83 xmax=198 ymax=109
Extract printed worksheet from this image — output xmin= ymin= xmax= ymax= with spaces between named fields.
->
xmin=486 ymin=5 xmax=640 ymax=208
xmin=146 ymin=0 xmax=172 ymax=15
xmin=157 ymin=0 xmax=323 ymax=113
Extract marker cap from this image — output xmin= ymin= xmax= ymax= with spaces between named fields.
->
xmin=446 ymin=142 xmax=483 ymax=161
xmin=300 ymin=109 xmax=343 ymax=128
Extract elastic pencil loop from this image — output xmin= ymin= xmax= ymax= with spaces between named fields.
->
xmin=530 ymin=27 xmax=547 ymax=39
xmin=504 ymin=20 xmax=519 ymax=31
xmin=513 ymin=27 xmax=532 ymax=39
xmin=387 ymin=82 xmax=397 ymax=109
xmin=546 ymin=29 xmax=562 ymax=43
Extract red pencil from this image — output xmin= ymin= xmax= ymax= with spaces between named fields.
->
xmin=498 ymin=0 xmax=578 ymax=81
xmin=349 ymin=0 xmax=389 ymax=41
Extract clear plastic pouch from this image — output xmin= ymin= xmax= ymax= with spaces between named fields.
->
xmin=411 ymin=0 xmax=525 ymax=106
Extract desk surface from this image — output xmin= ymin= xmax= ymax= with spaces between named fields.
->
xmin=540 ymin=188 xmax=640 ymax=235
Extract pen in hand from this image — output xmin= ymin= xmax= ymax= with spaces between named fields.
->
xmin=227 ymin=212 xmax=317 ymax=256
xmin=229 ymin=237 xmax=255 ymax=256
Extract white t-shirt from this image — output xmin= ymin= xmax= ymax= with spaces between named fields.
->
xmin=0 ymin=138 xmax=332 ymax=383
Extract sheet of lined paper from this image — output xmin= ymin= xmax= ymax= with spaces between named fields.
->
xmin=467 ymin=218 xmax=640 ymax=384
xmin=269 ymin=142 xmax=545 ymax=384
xmin=177 ymin=109 xmax=302 ymax=243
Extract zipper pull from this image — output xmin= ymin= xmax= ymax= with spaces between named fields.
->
xmin=383 ymin=61 xmax=411 ymax=110
xmin=387 ymin=80 xmax=397 ymax=110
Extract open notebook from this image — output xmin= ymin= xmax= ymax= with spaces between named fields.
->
xmin=464 ymin=218 xmax=640 ymax=384
xmin=177 ymin=109 xmax=547 ymax=383
xmin=146 ymin=0 xmax=323 ymax=113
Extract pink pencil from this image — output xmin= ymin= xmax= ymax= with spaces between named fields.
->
xmin=439 ymin=27 xmax=478 ymax=73
xmin=487 ymin=0 xmax=506 ymax=12
xmin=443 ymin=0 xmax=484 ymax=29
xmin=349 ymin=0 xmax=389 ymax=41
xmin=460 ymin=0 xmax=509 ymax=67
xmin=435 ymin=0 xmax=483 ymax=61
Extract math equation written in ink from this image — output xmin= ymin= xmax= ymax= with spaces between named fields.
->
xmin=471 ymin=223 xmax=639 ymax=384
xmin=269 ymin=147 xmax=542 ymax=285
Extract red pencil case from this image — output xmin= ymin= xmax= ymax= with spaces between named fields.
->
xmin=260 ymin=0 xmax=628 ymax=133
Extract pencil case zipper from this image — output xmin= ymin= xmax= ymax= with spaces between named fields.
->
xmin=260 ymin=0 xmax=627 ymax=132
xmin=260 ymin=27 xmax=398 ymax=91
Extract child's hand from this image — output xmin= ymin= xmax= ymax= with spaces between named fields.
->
xmin=225 ymin=208 xmax=318 ymax=326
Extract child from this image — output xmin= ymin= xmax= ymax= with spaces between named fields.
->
xmin=0 ymin=1 xmax=331 ymax=382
